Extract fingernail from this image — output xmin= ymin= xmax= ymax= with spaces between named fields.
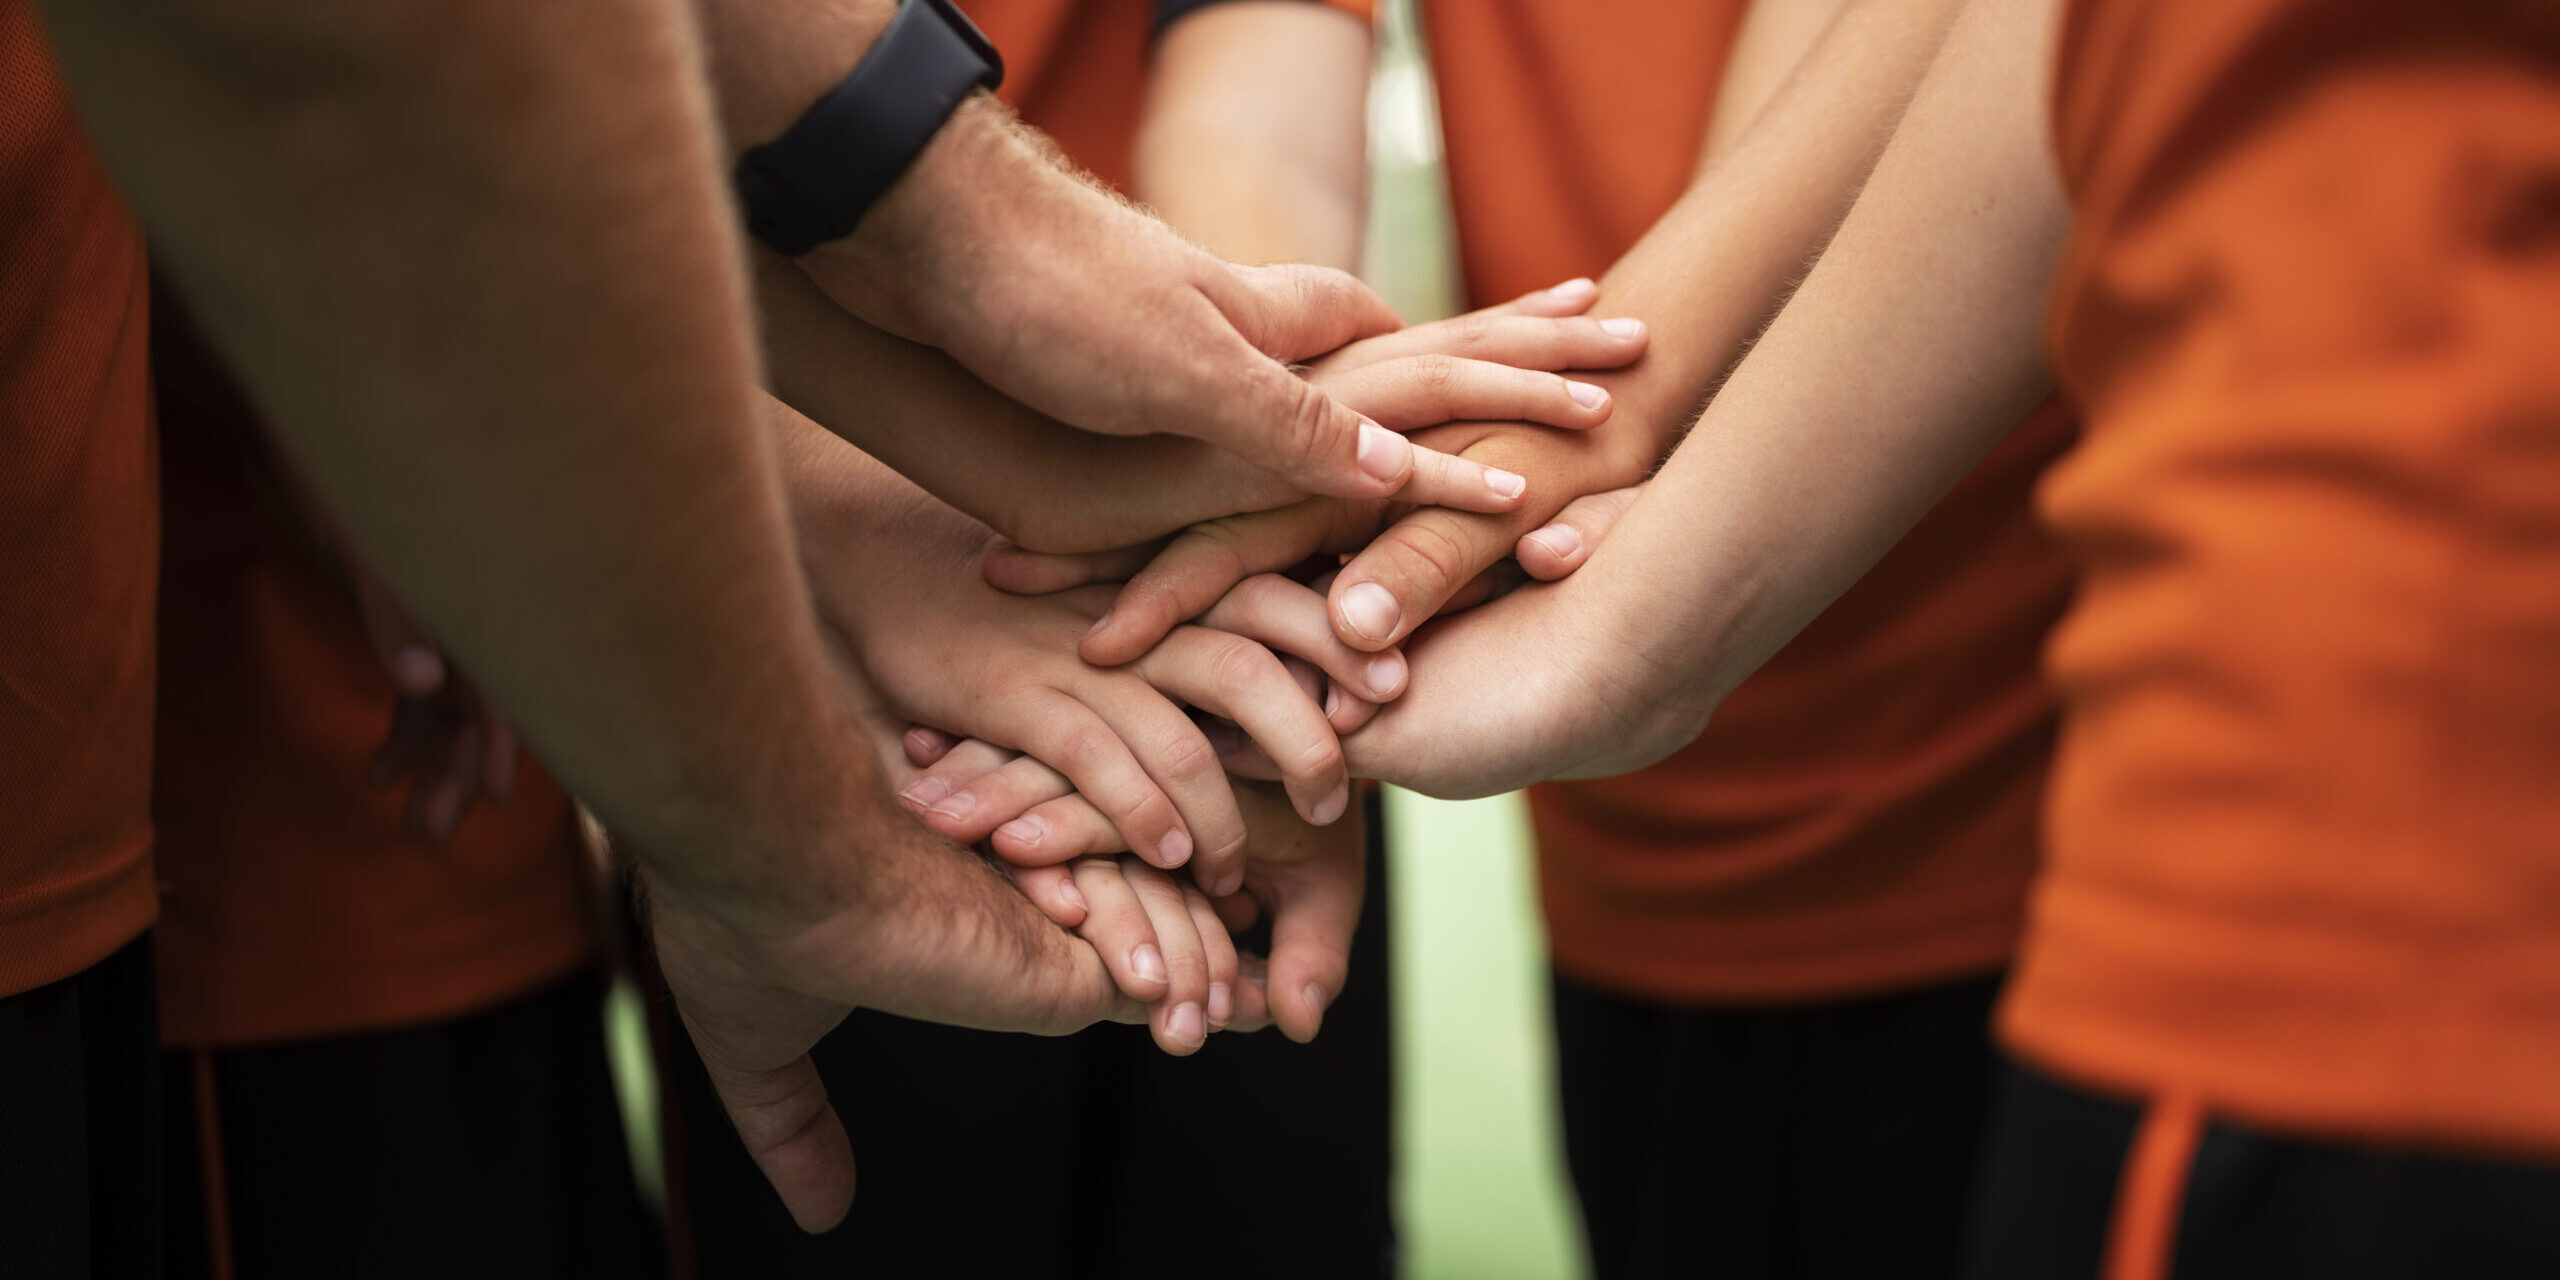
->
xmin=1056 ymin=876 xmax=1085 ymax=914
xmin=1169 ymin=1002 xmax=1206 ymax=1048
xmin=927 ymin=790 xmax=977 ymax=821
xmin=391 ymin=646 xmax=443 ymax=691
xmin=1547 ymin=277 xmax=1598 ymax=304
xmin=1602 ymin=317 xmax=1646 ymax=339
xmin=1526 ymin=524 xmax=1582 ymax=561
xmin=1355 ymin=421 xmax=1410 ymax=482
xmin=1133 ymin=944 xmax=1168 ymax=985
xmin=996 ymin=816 xmax=1044 ymax=848
xmin=1340 ymin=581 xmax=1401 ymax=642
xmin=1214 ymin=869 xmax=1245 ymax=899
xmin=1364 ymin=651 xmax=1405 ymax=697
xmin=1567 ymin=380 xmax=1606 ymax=409
xmin=1314 ymin=782 xmax=1350 ymax=825
xmin=1208 ymin=983 xmax=1234 ymax=1026
xmin=898 ymin=777 xmax=949 ymax=812
xmin=1084 ymin=609 xmax=1113 ymax=639
xmin=1303 ymin=983 xmax=1330 ymax=1021
xmin=1324 ymin=685 xmax=1342 ymax=720
xmin=1486 ymin=469 xmax=1527 ymax=500
xmin=1159 ymin=828 xmax=1192 ymax=868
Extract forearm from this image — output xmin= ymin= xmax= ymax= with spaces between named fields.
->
xmin=1585 ymin=0 xmax=1969 ymax=445
xmin=40 ymin=0 xmax=859 ymax=910
xmin=1134 ymin=1 xmax=1372 ymax=269
xmin=1590 ymin=0 xmax=2068 ymax=739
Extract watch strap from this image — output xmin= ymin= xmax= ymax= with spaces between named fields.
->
xmin=735 ymin=0 xmax=1005 ymax=257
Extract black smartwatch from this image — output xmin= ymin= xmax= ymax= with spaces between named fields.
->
xmin=735 ymin=0 xmax=1005 ymax=257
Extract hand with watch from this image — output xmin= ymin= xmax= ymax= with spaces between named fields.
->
xmin=727 ymin=0 xmax=1526 ymax=511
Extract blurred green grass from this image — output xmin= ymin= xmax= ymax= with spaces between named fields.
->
xmin=1366 ymin=2 xmax=1585 ymax=1275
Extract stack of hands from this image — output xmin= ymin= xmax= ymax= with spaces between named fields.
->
xmin=290 ymin=93 xmax=1699 ymax=1233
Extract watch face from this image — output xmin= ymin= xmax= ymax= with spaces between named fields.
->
xmin=925 ymin=0 xmax=1006 ymax=88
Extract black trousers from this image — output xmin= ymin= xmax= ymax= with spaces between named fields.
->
xmin=1962 ymin=1061 xmax=2560 ymax=1280
xmin=162 ymin=969 xmax=662 ymax=1280
xmin=1551 ymin=967 xmax=2007 ymax=1280
xmin=670 ymin=792 xmax=1395 ymax=1280
xmin=0 ymin=934 xmax=163 ymax=1280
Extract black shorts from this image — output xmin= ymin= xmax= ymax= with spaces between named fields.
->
xmin=666 ymin=790 xmax=1395 ymax=1280
xmin=1550 ymin=967 xmax=2007 ymax=1280
xmin=161 ymin=969 xmax=661 ymax=1280
xmin=0 ymin=933 xmax=162 ymax=1280
xmin=1963 ymin=1060 xmax=2560 ymax=1280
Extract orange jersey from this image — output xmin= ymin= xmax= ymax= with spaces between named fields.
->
xmin=2013 ymin=0 xmax=2560 ymax=1153
xmin=0 ymin=2 xmax=160 ymax=998
xmin=148 ymin=315 xmax=596 ymax=1047
xmin=966 ymin=0 xmax=1373 ymax=192
xmin=1425 ymin=0 xmax=2074 ymax=1002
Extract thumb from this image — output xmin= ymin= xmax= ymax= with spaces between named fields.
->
xmin=1263 ymin=850 xmax=1365 ymax=1044
xmin=1214 ymin=262 xmax=1403 ymax=363
xmin=1516 ymin=485 xmax=1644 ymax=581
xmin=694 ymin=1043 xmax=857 ymax=1234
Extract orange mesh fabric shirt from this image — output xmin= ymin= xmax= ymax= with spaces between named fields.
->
xmin=0 ymin=5 xmax=160 ymax=999
xmin=149 ymin=318 xmax=595 ymax=1047
xmin=1426 ymin=0 xmax=2076 ymax=1002
xmin=2013 ymin=0 xmax=2560 ymax=1154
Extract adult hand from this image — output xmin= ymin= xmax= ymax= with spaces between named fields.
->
xmin=984 ymin=293 xmax=1663 ymax=661
xmin=797 ymin=94 xmax=1537 ymax=505
xmin=758 ymin=262 xmax=1632 ymax=552
xmin=645 ymin=757 xmax=1143 ymax=1234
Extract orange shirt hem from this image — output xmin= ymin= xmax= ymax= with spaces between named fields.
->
xmin=2002 ymin=872 xmax=2560 ymax=1161
xmin=0 ymin=848 xmax=155 ymax=998
xmin=1545 ymin=877 xmax=2021 ymax=1005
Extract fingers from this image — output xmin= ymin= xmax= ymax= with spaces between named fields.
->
xmin=981 ymin=540 xmax=1161 ymax=597
xmin=1069 ymin=856 xmax=1173 ymax=1007
xmin=1328 ymin=503 xmax=1532 ymax=650
xmin=1197 ymin=573 xmax=1408 ymax=705
xmin=693 ymin=1045 xmax=855 ymax=1234
xmin=1002 ymin=862 xmax=1090 ymax=928
xmin=1195 ymin=261 xmax=1425 ymax=502
xmin=908 ymin=752 xmax=1074 ymax=846
xmin=1393 ymin=434 xmax=1538 ymax=513
xmin=992 ymin=793 xmax=1129 ymax=865
xmin=1264 ymin=834 xmax=1366 ymax=1045
xmin=965 ymin=692 xmax=1198 ymax=878
xmin=1134 ymin=628 xmax=1348 ymax=843
xmin=893 ymin=738 xmax=1016 ymax=818
xmin=408 ymin=705 xmax=483 ymax=843
xmin=1320 ymin=355 xmax=1614 ymax=434
xmin=369 ymin=697 xmax=436 ymax=790
xmin=1324 ymin=311 xmax=1648 ymax=377
xmin=349 ymin=566 xmax=446 ymax=698
xmin=901 ymin=725 xmax=961 ymax=767
xmin=478 ymin=707 xmax=520 ymax=804
xmin=1518 ymin=485 xmax=1644 ymax=580
xmin=1122 ymin=861 xmax=1214 ymax=1054
xmin=1482 ymin=276 xmax=1600 ymax=318
xmin=1186 ymin=885 xmax=1240 ymax=1032
xmin=1079 ymin=499 xmax=1377 ymax=667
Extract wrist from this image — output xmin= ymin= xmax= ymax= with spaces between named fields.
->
xmin=794 ymin=93 xmax=1037 ymax=339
